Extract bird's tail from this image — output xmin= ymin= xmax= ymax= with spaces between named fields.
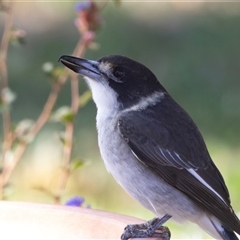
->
xmin=198 ymin=214 xmax=239 ymax=240
xmin=219 ymin=227 xmax=239 ymax=240
xmin=211 ymin=220 xmax=239 ymax=240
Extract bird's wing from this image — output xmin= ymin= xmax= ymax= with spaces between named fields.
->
xmin=117 ymin=104 xmax=240 ymax=233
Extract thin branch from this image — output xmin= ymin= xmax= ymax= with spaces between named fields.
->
xmin=0 ymin=3 xmax=13 ymax=61
xmin=0 ymin=2 xmax=14 ymax=199
xmin=54 ymin=44 xmax=86 ymax=204
xmin=54 ymin=77 xmax=79 ymax=204
xmin=2 ymin=37 xmax=88 ymax=187
xmin=0 ymin=2 xmax=14 ymax=149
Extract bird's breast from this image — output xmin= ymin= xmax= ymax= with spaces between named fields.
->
xmin=95 ymin=111 xmax=201 ymax=222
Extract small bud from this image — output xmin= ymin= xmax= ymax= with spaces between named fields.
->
xmin=10 ymin=29 xmax=26 ymax=45
xmin=42 ymin=62 xmax=54 ymax=74
xmin=42 ymin=62 xmax=64 ymax=82
xmin=15 ymin=119 xmax=34 ymax=139
xmin=1 ymin=87 xmax=17 ymax=107
xmin=51 ymin=106 xmax=75 ymax=124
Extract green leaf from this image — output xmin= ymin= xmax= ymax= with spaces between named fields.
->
xmin=42 ymin=62 xmax=64 ymax=82
xmin=70 ymin=158 xmax=89 ymax=171
xmin=51 ymin=66 xmax=65 ymax=80
xmin=57 ymin=131 xmax=66 ymax=145
xmin=51 ymin=106 xmax=75 ymax=124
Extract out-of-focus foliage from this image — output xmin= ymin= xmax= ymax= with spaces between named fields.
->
xmin=0 ymin=2 xmax=240 ymax=239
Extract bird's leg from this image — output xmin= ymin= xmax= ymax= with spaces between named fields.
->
xmin=121 ymin=214 xmax=171 ymax=240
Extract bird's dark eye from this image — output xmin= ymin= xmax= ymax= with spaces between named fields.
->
xmin=113 ymin=67 xmax=125 ymax=79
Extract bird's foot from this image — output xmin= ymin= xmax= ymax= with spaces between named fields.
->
xmin=121 ymin=215 xmax=171 ymax=240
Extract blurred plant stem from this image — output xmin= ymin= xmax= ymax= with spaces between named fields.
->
xmin=55 ymin=75 xmax=79 ymax=204
xmin=10 ymin=36 xmax=88 ymax=178
xmin=0 ymin=0 xmax=107 ymax=203
xmin=0 ymin=2 xmax=14 ymax=200
xmin=0 ymin=36 xmax=90 ymax=201
xmin=54 ymin=38 xmax=88 ymax=204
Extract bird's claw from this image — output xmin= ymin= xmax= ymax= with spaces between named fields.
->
xmin=121 ymin=221 xmax=170 ymax=240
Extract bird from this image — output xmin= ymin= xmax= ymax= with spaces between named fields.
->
xmin=59 ymin=54 xmax=240 ymax=240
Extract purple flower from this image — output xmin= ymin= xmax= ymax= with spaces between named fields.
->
xmin=75 ymin=1 xmax=92 ymax=12
xmin=65 ymin=196 xmax=85 ymax=207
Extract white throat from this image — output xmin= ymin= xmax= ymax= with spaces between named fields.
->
xmin=84 ymin=76 xmax=120 ymax=129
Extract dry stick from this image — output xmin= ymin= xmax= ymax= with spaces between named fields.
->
xmin=55 ymin=75 xmax=80 ymax=204
xmin=54 ymin=41 xmax=87 ymax=204
xmin=2 ymin=37 xmax=88 ymax=188
xmin=0 ymin=2 xmax=14 ymax=199
xmin=0 ymin=3 xmax=14 ymax=144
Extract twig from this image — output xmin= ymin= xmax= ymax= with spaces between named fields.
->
xmin=55 ymin=74 xmax=79 ymax=204
xmin=0 ymin=2 xmax=14 ymax=199
xmin=1 ymin=38 xmax=88 ymax=188
xmin=54 ymin=36 xmax=89 ymax=204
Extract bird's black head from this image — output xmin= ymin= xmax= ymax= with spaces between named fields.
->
xmin=59 ymin=55 xmax=166 ymax=109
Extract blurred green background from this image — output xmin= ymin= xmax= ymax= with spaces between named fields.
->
xmin=1 ymin=2 xmax=240 ymax=239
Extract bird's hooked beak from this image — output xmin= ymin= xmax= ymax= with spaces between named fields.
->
xmin=59 ymin=55 xmax=101 ymax=80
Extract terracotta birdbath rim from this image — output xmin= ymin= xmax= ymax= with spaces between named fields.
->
xmin=0 ymin=200 xmax=165 ymax=239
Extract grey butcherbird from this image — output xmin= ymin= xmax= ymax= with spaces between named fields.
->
xmin=59 ymin=54 xmax=240 ymax=240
